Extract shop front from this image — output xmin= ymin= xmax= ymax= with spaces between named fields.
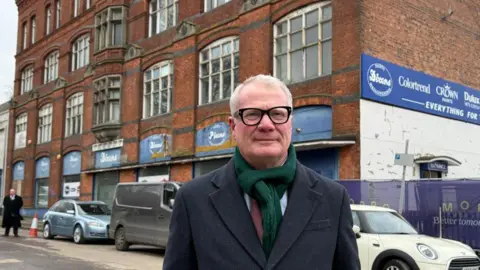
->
xmin=35 ymin=157 xmax=50 ymax=209
xmin=12 ymin=161 xmax=24 ymax=195
xmin=62 ymin=151 xmax=81 ymax=199
xmin=415 ymin=156 xmax=461 ymax=179
xmin=138 ymin=134 xmax=171 ymax=182
xmin=94 ymin=148 xmax=121 ymax=206
xmin=193 ymin=121 xmax=234 ymax=177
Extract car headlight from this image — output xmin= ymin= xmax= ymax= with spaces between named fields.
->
xmin=87 ymin=222 xmax=103 ymax=228
xmin=417 ymin=244 xmax=438 ymax=260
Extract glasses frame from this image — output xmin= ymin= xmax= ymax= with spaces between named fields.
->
xmin=235 ymin=106 xmax=292 ymax=126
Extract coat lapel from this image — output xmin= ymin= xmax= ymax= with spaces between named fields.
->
xmin=209 ymin=159 xmax=267 ymax=268
xmin=266 ymin=162 xmax=324 ymax=268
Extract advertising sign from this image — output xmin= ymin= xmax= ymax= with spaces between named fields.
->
xmin=361 ymin=53 xmax=480 ymax=126
xmin=63 ymin=151 xmax=81 ymax=175
xmin=195 ymin=122 xmax=235 ymax=157
xmin=63 ymin=182 xmax=80 ymax=198
xmin=35 ymin=157 xmax=50 ymax=179
xmin=95 ymin=148 xmax=121 ymax=169
xmin=13 ymin=161 xmax=25 ymax=181
xmin=139 ymin=134 xmax=172 ymax=164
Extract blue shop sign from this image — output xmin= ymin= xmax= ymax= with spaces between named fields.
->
xmin=95 ymin=148 xmax=121 ymax=169
xmin=63 ymin=151 xmax=82 ymax=175
xmin=420 ymin=161 xmax=448 ymax=173
xmin=13 ymin=161 xmax=25 ymax=181
xmin=35 ymin=157 xmax=50 ymax=179
xmin=195 ymin=121 xmax=234 ymax=157
xmin=139 ymin=134 xmax=172 ymax=164
xmin=361 ymin=53 xmax=480 ymax=125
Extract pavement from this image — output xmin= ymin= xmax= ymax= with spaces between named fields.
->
xmin=0 ymin=217 xmax=44 ymax=232
xmin=0 ymin=229 xmax=164 ymax=269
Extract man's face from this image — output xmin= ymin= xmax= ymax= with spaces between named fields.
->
xmin=9 ymin=189 xmax=15 ymax=196
xmin=229 ymin=82 xmax=292 ymax=166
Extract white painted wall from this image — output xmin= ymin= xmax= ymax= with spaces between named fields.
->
xmin=360 ymin=99 xmax=480 ymax=179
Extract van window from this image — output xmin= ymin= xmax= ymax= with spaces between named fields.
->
xmin=116 ymin=184 xmax=161 ymax=208
xmin=163 ymin=184 xmax=177 ymax=206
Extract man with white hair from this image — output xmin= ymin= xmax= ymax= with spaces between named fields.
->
xmin=163 ymin=74 xmax=360 ymax=269
xmin=2 ymin=189 xmax=23 ymax=237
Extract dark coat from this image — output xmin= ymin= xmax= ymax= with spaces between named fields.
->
xmin=2 ymin=195 xmax=24 ymax=228
xmin=163 ymin=158 xmax=360 ymax=270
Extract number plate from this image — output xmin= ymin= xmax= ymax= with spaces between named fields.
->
xmin=462 ymin=267 xmax=480 ymax=270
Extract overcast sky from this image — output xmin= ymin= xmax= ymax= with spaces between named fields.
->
xmin=0 ymin=1 xmax=18 ymax=104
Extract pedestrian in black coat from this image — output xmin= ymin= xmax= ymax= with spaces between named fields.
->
xmin=2 ymin=189 xmax=24 ymax=237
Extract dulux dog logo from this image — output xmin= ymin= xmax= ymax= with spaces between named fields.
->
xmin=208 ymin=123 xmax=228 ymax=146
xmin=69 ymin=152 xmax=80 ymax=168
xmin=149 ymin=136 xmax=164 ymax=155
xmin=367 ymin=62 xmax=393 ymax=97
xmin=16 ymin=163 xmax=24 ymax=173
xmin=40 ymin=159 xmax=49 ymax=173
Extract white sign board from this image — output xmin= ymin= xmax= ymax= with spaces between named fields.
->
xmin=394 ymin=153 xmax=414 ymax=167
xmin=138 ymin=175 xmax=169 ymax=183
xmin=63 ymin=182 xmax=80 ymax=198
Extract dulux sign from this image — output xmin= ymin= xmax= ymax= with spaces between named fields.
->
xmin=361 ymin=53 xmax=480 ymax=125
xmin=13 ymin=161 xmax=25 ymax=181
xmin=95 ymin=148 xmax=121 ymax=169
xmin=195 ymin=122 xmax=233 ymax=157
xmin=63 ymin=151 xmax=81 ymax=175
xmin=35 ymin=157 xmax=50 ymax=179
xmin=139 ymin=134 xmax=172 ymax=164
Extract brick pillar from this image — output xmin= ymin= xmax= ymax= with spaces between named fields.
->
xmin=49 ymin=90 xmax=65 ymax=206
xmin=120 ymin=170 xmax=136 ymax=183
xmin=170 ymin=164 xmax=192 ymax=182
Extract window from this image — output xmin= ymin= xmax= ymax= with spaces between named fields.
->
xmin=73 ymin=0 xmax=79 ymax=17
xmin=162 ymin=183 xmax=177 ymax=209
xmin=199 ymin=37 xmax=239 ymax=105
xmin=205 ymin=0 xmax=231 ymax=12
xmin=21 ymin=66 xmax=34 ymax=94
xmin=38 ymin=104 xmax=53 ymax=143
xmin=143 ymin=61 xmax=173 ymax=118
xmin=95 ymin=6 xmax=126 ymax=51
xmin=65 ymin=92 xmax=83 ymax=136
xmin=44 ymin=51 xmax=59 ymax=83
xmin=15 ymin=113 xmax=27 ymax=149
xmin=35 ymin=178 xmax=49 ymax=208
xmin=273 ymin=2 xmax=332 ymax=83
xmin=46 ymin=7 xmax=52 ymax=35
xmin=93 ymin=75 xmax=121 ymax=125
xmin=72 ymin=35 xmax=90 ymax=71
xmin=22 ymin=22 xmax=27 ymax=49
xmin=148 ymin=0 xmax=179 ymax=37
xmin=31 ymin=16 xmax=36 ymax=44
xmin=86 ymin=0 xmax=91 ymax=10
xmin=55 ymin=0 xmax=61 ymax=28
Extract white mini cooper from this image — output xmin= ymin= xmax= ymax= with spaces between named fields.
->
xmin=351 ymin=204 xmax=480 ymax=270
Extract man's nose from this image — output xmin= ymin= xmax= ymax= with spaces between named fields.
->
xmin=257 ymin=113 xmax=275 ymax=130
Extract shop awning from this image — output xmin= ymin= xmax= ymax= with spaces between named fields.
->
xmin=414 ymin=155 xmax=462 ymax=166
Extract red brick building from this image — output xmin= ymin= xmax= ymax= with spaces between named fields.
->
xmin=7 ymin=0 xmax=479 ymax=216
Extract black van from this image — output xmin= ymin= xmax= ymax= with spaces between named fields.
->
xmin=108 ymin=181 xmax=183 ymax=251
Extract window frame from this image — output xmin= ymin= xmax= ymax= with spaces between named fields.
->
xmin=148 ymin=0 xmax=179 ymax=37
xmin=73 ymin=0 xmax=79 ymax=17
xmin=14 ymin=113 xmax=28 ymax=149
xmin=143 ymin=60 xmax=174 ymax=118
xmin=198 ymin=36 xmax=240 ymax=106
xmin=37 ymin=103 xmax=53 ymax=144
xmin=94 ymin=6 xmax=127 ymax=52
xmin=71 ymin=35 xmax=90 ymax=71
xmin=65 ymin=92 xmax=84 ymax=137
xmin=93 ymin=75 xmax=122 ymax=126
xmin=55 ymin=0 xmax=61 ymax=29
xmin=31 ymin=16 xmax=36 ymax=44
xmin=44 ymin=51 xmax=59 ymax=84
xmin=273 ymin=1 xmax=332 ymax=84
xmin=22 ymin=22 xmax=27 ymax=49
xmin=46 ymin=6 xmax=52 ymax=35
xmin=204 ymin=0 xmax=231 ymax=12
xmin=21 ymin=66 xmax=34 ymax=94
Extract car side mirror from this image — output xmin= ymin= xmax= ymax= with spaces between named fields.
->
xmin=352 ymin=225 xmax=361 ymax=239
xmin=169 ymin=199 xmax=175 ymax=209
xmin=66 ymin=210 xmax=75 ymax=215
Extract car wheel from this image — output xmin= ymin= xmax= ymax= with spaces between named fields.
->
xmin=73 ymin=225 xmax=85 ymax=244
xmin=382 ymin=259 xmax=411 ymax=270
xmin=114 ymin=227 xmax=130 ymax=251
xmin=43 ymin=223 xmax=54 ymax=239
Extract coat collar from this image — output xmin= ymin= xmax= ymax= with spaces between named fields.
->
xmin=209 ymin=157 xmax=324 ymax=268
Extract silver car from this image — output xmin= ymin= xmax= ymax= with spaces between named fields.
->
xmin=42 ymin=199 xmax=111 ymax=244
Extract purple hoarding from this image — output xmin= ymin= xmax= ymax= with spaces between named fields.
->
xmin=339 ymin=179 xmax=480 ymax=250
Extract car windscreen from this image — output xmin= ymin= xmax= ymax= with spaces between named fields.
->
xmin=78 ymin=204 xmax=111 ymax=215
xmin=363 ymin=211 xmax=418 ymax=234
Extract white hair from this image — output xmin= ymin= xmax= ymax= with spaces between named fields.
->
xmin=229 ymin=74 xmax=293 ymax=116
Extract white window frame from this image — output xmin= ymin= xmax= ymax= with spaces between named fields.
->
xmin=273 ymin=2 xmax=332 ymax=84
xmin=44 ymin=51 xmax=59 ymax=83
xmin=65 ymin=92 xmax=83 ymax=137
xmin=74 ymin=0 xmax=79 ymax=17
xmin=31 ymin=17 xmax=36 ymax=44
xmin=198 ymin=36 xmax=239 ymax=105
xmin=21 ymin=66 xmax=34 ymax=94
xmin=95 ymin=6 xmax=126 ymax=52
xmin=86 ymin=0 xmax=91 ymax=10
xmin=148 ymin=0 xmax=179 ymax=37
xmin=56 ymin=0 xmax=61 ymax=29
xmin=204 ymin=0 xmax=231 ymax=12
xmin=72 ymin=35 xmax=90 ymax=71
xmin=37 ymin=104 xmax=53 ymax=144
xmin=93 ymin=75 xmax=122 ymax=125
xmin=15 ymin=113 xmax=27 ymax=149
xmin=143 ymin=61 xmax=173 ymax=118
xmin=46 ymin=7 xmax=52 ymax=35
xmin=22 ymin=22 xmax=27 ymax=49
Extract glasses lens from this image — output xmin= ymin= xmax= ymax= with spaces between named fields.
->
xmin=242 ymin=109 xmax=263 ymax=125
xmin=269 ymin=107 xmax=289 ymax=123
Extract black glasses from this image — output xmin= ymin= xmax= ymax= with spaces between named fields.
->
xmin=235 ymin=106 xmax=292 ymax=126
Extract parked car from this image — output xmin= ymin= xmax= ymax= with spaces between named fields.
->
xmin=42 ymin=199 xmax=112 ymax=244
xmin=352 ymin=204 xmax=480 ymax=270
xmin=109 ymin=181 xmax=183 ymax=251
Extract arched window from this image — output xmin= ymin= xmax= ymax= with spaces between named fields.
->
xmin=21 ymin=66 xmax=34 ymax=94
xmin=38 ymin=103 xmax=53 ymax=143
xmin=72 ymin=34 xmax=90 ymax=71
xmin=44 ymin=51 xmax=59 ymax=83
xmin=148 ymin=0 xmax=179 ymax=37
xmin=65 ymin=92 xmax=83 ymax=136
xmin=143 ymin=61 xmax=173 ymax=118
xmin=46 ymin=6 xmax=52 ymax=35
xmin=14 ymin=113 xmax=27 ymax=149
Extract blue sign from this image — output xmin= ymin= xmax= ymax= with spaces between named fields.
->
xmin=195 ymin=122 xmax=234 ymax=157
xmin=420 ymin=161 xmax=448 ymax=173
xmin=35 ymin=157 xmax=50 ymax=179
xmin=361 ymin=53 xmax=480 ymax=125
xmin=95 ymin=148 xmax=121 ymax=169
xmin=63 ymin=151 xmax=81 ymax=175
xmin=139 ymin=134 xmax=172 ymax=164
xmin=13 ymin=161 xmax=24 ymax=181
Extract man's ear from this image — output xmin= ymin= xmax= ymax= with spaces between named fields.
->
xmin=228 ymin=116 xmax=236 ymax=140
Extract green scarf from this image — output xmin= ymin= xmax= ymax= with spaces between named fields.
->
xmin=234 ymin=144 xmax=297 ymax=257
